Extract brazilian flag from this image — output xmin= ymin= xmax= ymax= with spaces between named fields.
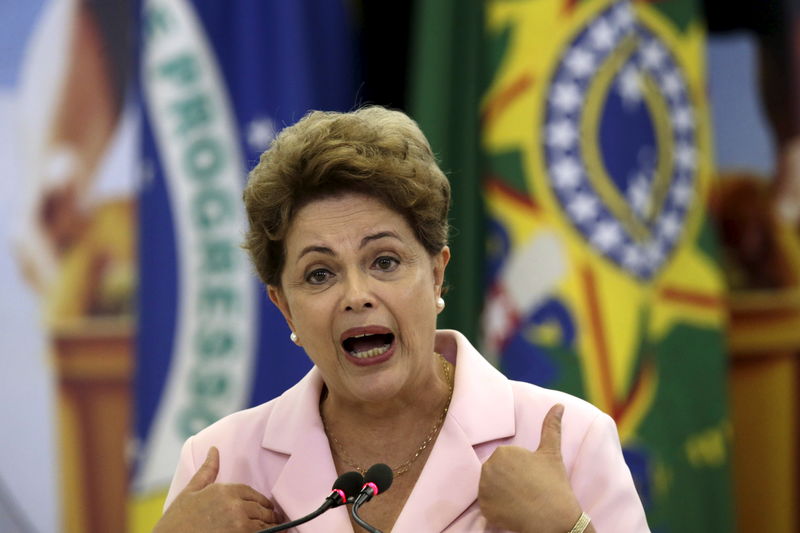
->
xmin=413 ymin=0 xmax=734 ymax=531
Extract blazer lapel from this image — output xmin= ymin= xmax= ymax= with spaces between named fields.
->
xmin=391 ymin=330 xmax=516 ymax=532
xmin=269 ymin=435 xmax=354 ymax=531
xmin=391 ymin=413 xmax=484 ymax=532
xmin=262 ymin=369 xmax=353 ymax=532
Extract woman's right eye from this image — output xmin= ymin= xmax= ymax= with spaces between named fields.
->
xmin=306 ymin=269 xmax=332 ymax=284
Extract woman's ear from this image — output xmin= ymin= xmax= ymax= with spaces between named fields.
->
xmin=433 ymin=246 xmax=451 ymax=298
xmin=268 ymin=285 xmax=295 ymax=332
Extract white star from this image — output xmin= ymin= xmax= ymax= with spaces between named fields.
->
xmin=611 ymin=3 xmax=636 ymax=33
xmin=565 ymin=47 xmax=596 ymax=78
xmin=622 ymin=245 xmax=644 ymax=270
xmin=591 ymin=221 xmax=623 ymax=252
xmin=589 ymin=18 xmax=616 ymax=51
xmin=671 ymin=106 xmax=694 ymax=132
xmin=675 ymin=143 xmax=696 ymax=170
xmin=627 ymin=174 xmax=651 ymax=218
xmin=546 ymin=120 xmax=578 ymax=149
xmin=671 ymin=181 xmax=694 ymax=206
xmin=550 ymin=82 xmax=582 ymax=113
xmin=640 ymin=39 xmax=667 ymax=71
xmin=246 ymin=117 xmax=276 ymax=152
xmin=617 ymin=66 xmax=643 ymax=107
xmin=567 ymin=193 xmax=599 ymax=223
xmin=661 ymin=70 xmax=684 ymax=99
xmin=658 ymin=212 xmax=683 ymax=240
xmin=550 ymin=157 xmax=582 ymax=189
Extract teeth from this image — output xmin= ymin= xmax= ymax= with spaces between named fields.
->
xmin=351 ymin=333 xmax=390 ymax=338
xmin=350 ymin=344 xmax=391 ymax=359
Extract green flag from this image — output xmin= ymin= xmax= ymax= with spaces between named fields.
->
xmin=409 ymin=0 xmax=485 ymax=343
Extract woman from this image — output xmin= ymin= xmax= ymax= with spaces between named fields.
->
xmin=155 ymin=107 xmax=649 ymax=532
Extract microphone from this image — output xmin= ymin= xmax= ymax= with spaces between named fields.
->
xmin=327 ymin=470 xmax=365 ymax=506
xmin=259 ymin=470 xmax=364 ymax=533
xmin=351 ymin=463 xmax=393 ymax=533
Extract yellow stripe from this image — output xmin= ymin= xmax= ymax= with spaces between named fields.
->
xmin=129 ymin=490 xmax=168 ymax=533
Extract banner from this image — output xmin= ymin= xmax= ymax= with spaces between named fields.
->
xmin=133 ymin=0 xmax=356 ymax=529
xmin=3 ymin=1 xmax=137 ymax=531
xmin=481 ymin=0 xmax=733 ymax=530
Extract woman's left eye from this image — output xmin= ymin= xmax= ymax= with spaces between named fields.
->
xmin=373 ymin=256 xmax=399 ymax=272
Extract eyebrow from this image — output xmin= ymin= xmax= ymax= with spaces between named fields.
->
xmin=296 ymin=231 xmax=402 ymax=260
xmin=361 ymin=230 xmax=401 ymax=247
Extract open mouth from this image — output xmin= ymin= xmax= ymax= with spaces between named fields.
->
xmin=342 ymin=332 xmax=395 ymax=359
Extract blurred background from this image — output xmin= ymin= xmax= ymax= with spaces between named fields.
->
xmin=0 ymin=0 xmax=797 ymax=532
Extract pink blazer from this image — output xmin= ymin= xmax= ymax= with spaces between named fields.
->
xmin=165 ymin=330 xmax=650 ymax=532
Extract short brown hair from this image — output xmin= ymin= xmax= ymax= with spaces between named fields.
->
xmin=243 ymin=106 xmax=451 ymax=287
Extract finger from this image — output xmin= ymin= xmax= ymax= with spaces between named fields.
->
xmin=537 ymin=404 xmax=564 ymax=454
xmin=242 ymin=500 xmax=283 ymax=523
xmin=232 ymin=484 xmax=274 ymax=509
xmin=184 ymin=446 xmax=220 ymax=492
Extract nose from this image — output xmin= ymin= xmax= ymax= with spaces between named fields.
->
xmin=342 ymin=272 xmax=374 ymax=312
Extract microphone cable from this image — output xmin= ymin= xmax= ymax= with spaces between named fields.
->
xmin=259 ymin=470 xmax=364 ymax=533
xmin=351 ymin=464 xmax=394 ymax=533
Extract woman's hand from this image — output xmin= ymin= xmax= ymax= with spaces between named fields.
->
xmin=479 ymin=404 xmax=592 ymax=533
xmin=154 ymin=447 xmax=284 ymax=533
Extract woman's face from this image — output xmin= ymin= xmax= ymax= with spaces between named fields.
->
xmin=268 ymin=192 xmax=450 ymax=405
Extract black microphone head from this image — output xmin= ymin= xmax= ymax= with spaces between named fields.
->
xmin=364 ymin=463 xmax=393 ymax=495
xmin=333 ymin=471 xmax=365 ymax=500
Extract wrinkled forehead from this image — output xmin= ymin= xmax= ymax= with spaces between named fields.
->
xmin=283 ymin=192 xmax=415 ymax=256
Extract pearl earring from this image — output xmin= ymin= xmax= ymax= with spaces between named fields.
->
xmin=436 ymin=297 xmax=446 ymax=310
xmin=290 ymin=332 xmax=298 ymax=343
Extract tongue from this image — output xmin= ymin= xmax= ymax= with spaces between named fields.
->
xmin=350 ymin=335 xmax=388 ymax=353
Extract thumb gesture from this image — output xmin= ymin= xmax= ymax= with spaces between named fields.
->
xmin=154 ymin=446 xmax=283 ymax=533
xmin=537 ymin=403 xmax=564 ymax=457
xmin=183 ymin=446 xmax=220 ymax=493
xmin=479 ymin=404 xmax=584 ymax=533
